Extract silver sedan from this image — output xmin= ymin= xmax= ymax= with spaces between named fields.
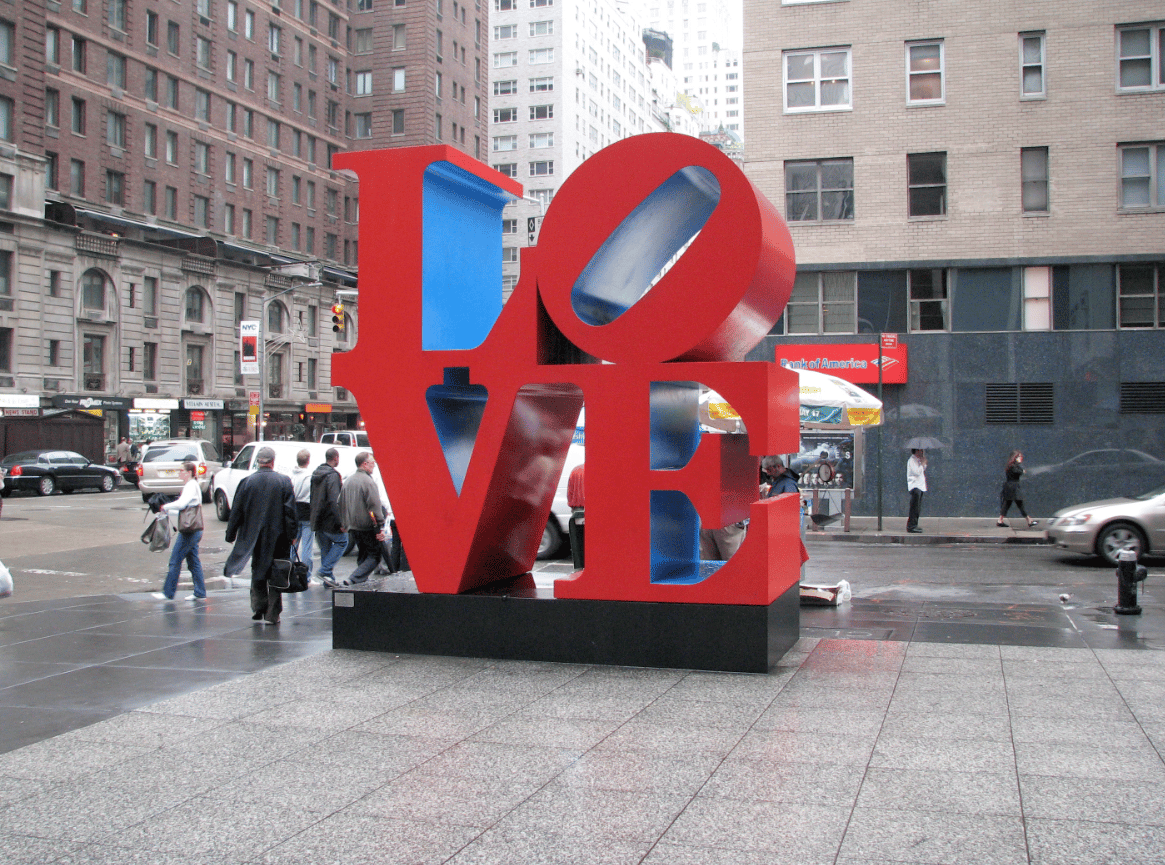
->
xmin=1046 ymin=483 xmax=1165 ymax=566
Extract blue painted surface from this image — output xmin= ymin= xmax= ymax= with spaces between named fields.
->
xmin=422 ymin=162 xmax=513 ymax=351
xmin=571 ymin=166 xmax=721 ymax=327
xmin=425 ymin=367 xmax=489 ymax=495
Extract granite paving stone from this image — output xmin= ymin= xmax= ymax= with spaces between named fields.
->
xmin=1019 ymin=775 xmax=1165 ymax=825
xmin=642 ymin=840 xmax=836 ymax=865
xmin=446 ymin=825 xmax=651 ymax=865
xmin=1013 ymin=739 xmax=1165 ymax=782
xmin=869 ymin=734 xmax=1017 ymax=774
xmin=838 ymin=808 xmax=1028 ymax=864
xmin=1026 ymin=817 xmax=1165 ymax=865
xmin=405 ymin=740 xmax=581 ymax=786
xmin=752 ymin=705 xmax=887 ymax=735
xmin=662 ymin=797 xmax=851 ymax=858
xmin=353 ymin=779 xmax=538 ymax=828
xmin=468 ymin=714 xmax=623 ymax=751
xmin=588 ymin=719 xmax=747 ymax=758
xmin=493 ymin=785 xmax=692 ymax=843
xmin=0 ymin=780 xmax=181 ymax=844
xmin=856 ymin=767 xmax=1021 ymax=816
xmin=255 ymin=811 xmax=481 ymax=865
xmin=0 ymin=775 xmax=48 ymax=809
xmin=553 ymin=750 xmax=722 ymax=795
xmin=0 ymin=833 xmax=82 ymax=864
xmin=700 ymin=757 xmax=866 ymax=807
xmin=899 ymin=655 xmax=1004 ymax=675
xmin=877 ymin=710 xmax=1013 ymax=741
xmin=731 ymin=727 xmax=880 ymax=765
xmin=54 ymin=845 xmax=241 ymax=865
xmin=905 ymin=642 xmax=1002 ymax=660
xmin=1009 ymin=715 xmax=1147 ymax=744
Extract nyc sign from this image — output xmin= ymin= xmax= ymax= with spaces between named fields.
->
xmin=334 ymin=133 xmax=801 ymax=607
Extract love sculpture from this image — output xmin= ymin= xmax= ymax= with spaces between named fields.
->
xmin=331 ymin=133 xmax=804 ymax=672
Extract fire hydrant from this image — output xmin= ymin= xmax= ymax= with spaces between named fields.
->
xmin=1114 ymin=548 xmax=1149 ymax=615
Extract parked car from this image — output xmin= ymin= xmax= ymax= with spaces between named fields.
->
xmin=1046 ymin=482 xmax=1165 ymax=566
xmin=136 ymin=439 xmax=222 ymax=503
xmin=0 ymin=450 xmax=121 ymax=496
xmin=208 ymin=440 xmax=390 ymax=522
xmin=319 ymin=431 xmax=370 ymax=448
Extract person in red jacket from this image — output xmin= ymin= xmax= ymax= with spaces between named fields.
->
xmin=567 ymin=463 xmax=585 ymax=569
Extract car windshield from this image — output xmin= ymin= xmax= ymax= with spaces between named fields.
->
xmin=1 ymin=452 xmax=43 ymax=466
xmin=1133 ymin=482 xmax=1165 ymax=501
xmin=143 ymin=444 xmax=200 ymax=463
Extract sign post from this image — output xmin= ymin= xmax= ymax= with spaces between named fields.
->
xmin=875 ymin=334 xmax=896 ymax=532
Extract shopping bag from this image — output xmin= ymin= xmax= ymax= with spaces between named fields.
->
xmin=141 ymin=512 xmax=172 ymax=552
xmin=0 ymin=560 xmax=12 ymax=598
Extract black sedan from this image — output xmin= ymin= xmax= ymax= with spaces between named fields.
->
xmin=0 ymin=450 xmax=121 ymax=496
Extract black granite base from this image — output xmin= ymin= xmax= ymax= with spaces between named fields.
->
xmin=332 ymin=581 xmax=801 ymax=673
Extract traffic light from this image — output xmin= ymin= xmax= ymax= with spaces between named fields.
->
xmin=331 ymin=302 xmax=344 ymax=332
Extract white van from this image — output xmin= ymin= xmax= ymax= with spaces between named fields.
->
xmin=318 ymin=431 xmax=370 ymax=448
xmin=209 ymin=441 xmax=390 ymax=521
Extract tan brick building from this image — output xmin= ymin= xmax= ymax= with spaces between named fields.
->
xmin=743 ymin=0 xmax=1165 ymax=519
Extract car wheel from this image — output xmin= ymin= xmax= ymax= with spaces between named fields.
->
xmin=214 ymin=490 xmax=231 ymax=522
xmin=1097 ymin=522 xmax=1147 ymax=566
xmin=100 ymin=475 xmax=114 ymax=493
xmin=38 ymin=475 xmax=55 ymax=496
xmin=537 ymin=518 xmax=564 ymax=560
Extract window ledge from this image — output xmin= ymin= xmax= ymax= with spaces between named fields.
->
xmin=906 ymin=215 xmax=948 ymax=222
xmin=1022 ymin=211 xmax=1050 ymax=218
xmin=906 ymin=100 xmax=946 ymax=108
xmin=783 ymin=106 xmax=853 ymax=115
xmin=1118 ymin=207 xmax=1165 ymax=215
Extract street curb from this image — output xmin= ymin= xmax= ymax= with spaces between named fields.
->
xmin=806 ymin=533 xmax=1053 ymax=546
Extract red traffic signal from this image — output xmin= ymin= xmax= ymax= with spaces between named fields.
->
xmin=331 ymin=303 xmax=345 ymax=332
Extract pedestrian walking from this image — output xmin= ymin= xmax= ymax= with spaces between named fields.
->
xmin=224 ymin=446 xmax=297 ymax=625
xmin=338 ymin=451 xmax=386 ymax=585
xmin=115 ymin=437 xmax=131 ymax=468
xmin=567 ymin=463 xmax=585 ymax=569
xmin=906 ymin=448 xmax=927 ymax=533
xmin=997 ymin=450 xmax=1038 ymax=528
xmin=310 ymin=447 xmax=347 ymax=588
xmin=290 ymin=448 xmax=314 ymax=583
xmin=154 ymin=461 xmax=206 ymax=600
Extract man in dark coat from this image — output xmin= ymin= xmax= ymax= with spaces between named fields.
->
xmin=310 ymin=447 xmax=347 ymax=588
xmin=225 ymin=446 xmax=297 ymax=624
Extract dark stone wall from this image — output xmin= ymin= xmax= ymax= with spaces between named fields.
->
xmin=749 ymin=332 xmax=1165 ymax=520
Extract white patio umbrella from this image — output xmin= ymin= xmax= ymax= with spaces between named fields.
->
xmin=698 ymin=368 xmax=882 ymax=431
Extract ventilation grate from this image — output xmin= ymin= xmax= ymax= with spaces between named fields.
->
xmin=986 ymin=383 xmax=1054 ymax=424
xmin=1121 ymin=382 xmax=1165 ymax=414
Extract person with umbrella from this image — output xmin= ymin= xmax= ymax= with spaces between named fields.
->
xmin=906 ymin=448 xmax=927 ymax=533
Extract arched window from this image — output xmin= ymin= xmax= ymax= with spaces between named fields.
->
xmin=268 ymin=300 xmax=286 ymax=333
xmin=184 ymin=286 xmax=208 ymax=323
xmin=81 ymin=269 xmax=107 ymax=312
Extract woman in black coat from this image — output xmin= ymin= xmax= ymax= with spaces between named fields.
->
xmin=997 ymin=450 xmax=1037 ymax=529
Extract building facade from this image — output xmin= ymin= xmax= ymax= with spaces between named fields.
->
xmin=0 ymin=0 xmax=477 ymax=459
xmin=744 ymin=0 xmax=1165 ymax=519
xmin=488 ymin=0 xmax=661 ymax=298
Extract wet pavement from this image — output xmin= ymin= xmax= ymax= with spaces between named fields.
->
xmin=1 ymin=542 xmax=1164 ymax=862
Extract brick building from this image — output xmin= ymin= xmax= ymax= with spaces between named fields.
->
xmin=743 ymin=0 xmax=1165 ymax=519
xmin=0 ymin=0 xmax=481 ymax=458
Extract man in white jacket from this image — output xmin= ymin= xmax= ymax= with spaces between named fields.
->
xmin=290 ymin=449 xmax=314 ymax=584
xmin=906 ymin=449 xmax=927 ymax=534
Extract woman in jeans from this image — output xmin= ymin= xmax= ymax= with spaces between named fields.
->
xmin=159 ymin=461 xmax=206 ymax=600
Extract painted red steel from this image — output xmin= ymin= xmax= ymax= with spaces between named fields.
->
xmin=334 ymin=134 xmax=801 ymax=604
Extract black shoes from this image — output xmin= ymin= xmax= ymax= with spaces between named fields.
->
xmin=907 ymin=527 xmax=923 ymax=534
xmin=252 ymin=610 xmax=265 ymax=620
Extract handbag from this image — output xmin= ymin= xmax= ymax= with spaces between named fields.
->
xmin=269 ymin=547 xmax=309 ymax=593
xmin=177 ymin=503 xmax=204 ymax=534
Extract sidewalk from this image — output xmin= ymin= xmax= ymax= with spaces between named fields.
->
xmin=806 ymin=515 xmax=1051 ymax=545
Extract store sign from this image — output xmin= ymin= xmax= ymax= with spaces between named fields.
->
xmin=304 ymin=403 xmax=333 ymax=413
xmin=184 ymin=399 xmax=224 ymax=410
xmin=0 ymin=408 xmax=40 ymax=417
xmin=190 ymin=411 xmax=206 ymax=422
xmin=0 ymin=395 xmax=40 ymax=408
xmin=133 ymin=398 xmax=180 ymax=410
xmin=775 ymin=343 xmax=909 ymax=385
xmin=240 ymin=321 xmax=260 ymax=375
xmin=52 ymin=395 xmax=133 ymax=410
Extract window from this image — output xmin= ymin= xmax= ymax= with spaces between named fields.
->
xmin=529 ymin=132 xmax=553 ymax=148
xmin=502 ymin=218 xmax=518 ymax=234
xmin=0 ymin=327 xmax=12 ymax=373
xmin=493 ymin=107 xmax=517 ymax=123
xmin=1117 ymin=24 xmax=1165 ymax=91
xmin=81 ymin=269 xmax=105 ymax=311
xmin=502 ymin=246 xmax=518 ymax=262
xmin=45 ymin=89 xmax=60 ymax=128
xmin=46 ymin=152 xmax=59 ymax=190
xmin=354 ymin=28 xmax=373 ymax=54
xmin=435 ymin=29 xmax=442 ymax=61
xmin=531 ymin=0 xmax=552 ymax=6
xmin=242 ymin=208 xmax=252 ymax=237
xmin=435 ymin=112 xmax=442 ymax=140
xmin=392 ymin=67 xmax=406 ymax=92
xmin=105 ymin=170 xmax=124 ymax=205
xmin=267 ymin=167 xmax=280 ymax=197
xmin=196 ymin=36 xmax=211 ymax=69
xmin=493 ymin=135 xmax=517 ymax=151
xmin=907 ymin=41 xmax=944 ymax=103
xmin=72 ymin=36 xmax=86 ymax=72
xmin=784 ymin=47 xmax=850 ymax=111
xmin=494 ymin=79 xmax=517 ymax=95
xmin=0 ymin=173 xmax=10 ymax=209
xmin=48 ymin=339 xmax=60 ymax=367
xmin=493 ymin=163 xmax=517 ymax=177
xmin=227 ymin=50 xmax=237 ymax=82
xmin=267 ymin=73 xmax=281 ymax=102
xmin=46 ymin=26 xmax=60 ymax=65
xmin=355 ymin=70 xmax=372 ymax=96
xmin=529 ymin=188 xmax=554 ymax=206
xmin=530 ymin=104 xmax=553 ymax=120
xmin=268 ymin=24 xmax=282 ymax=55
xmin=1020 ymin=33 xmax=1045 ymax=98
xmin=107 ymin=52 xmax=126 ymax=88
xmin=242 ymin=158 xmax=253 ymax=188
xmin=1120 ymin=143 xmax=1165 ymax=209
xmin=909 ymin=268 xmax=948 ymax=331
xmin=144 ymin=342 xmax=157 ymax=380
xmin=71 ymin=97 xmax=86 ymax=135
xmin=167 ymin=21 xmax=180 ymax=55
xmin=784 ymin=272 xmax=856 ymax=334
xmin=245 ymin=9 xmax=255 ymax=39
xmin=1021 ymin=147 xmax=1049 ymax=213
xmin=530 ymin=76 xmax=553 ymax=92
xmin=392 ymin=109 xmax=405 ymax=134
xmin=166 ymin=75 xmax=179 ymax=108
xmin=164 ymin=186 xmax=178 ymax=219
xmin=393 ymin=23 xmax=406 ymax=50
xmin=907 ymin=152 xmax=946 ymax=217
xmin=530 ymin=160 xmax=554 ymax=176
xmin=243 ymin=59 xmax=254 ymax=90
xmin=496 ymin=0 xmax=513 ymax=8
xmin=165 ymin=130 xmax=178 ymax=164
xmin=784 ymin=159 xmax=854 ymax=222
xmin=141 ymin=123 xmax=157 ymax=158
xmin=195 ymin=141 xmax=210 ymax=175
xmin=1118 ymin=263 xmax=1165 ymax=328
xmin=266 ymin=216 xmax=279 ymax=245
xmin=224 ymin=203 xmax=235 ymax=233
xmin=227 ymin=1 xmax=238 ymax=31
xmin=0 ymin=251 xmax=9 ymax=294
xmin=196 ymin=89 xmax=211 ymax=120
xmin=530 ymin=20 xmax=553 ymax=36
xmin=327 ymin=56 xmax=338 ymax=84
xmin=494 ymin=51 xmax=517 ymax=67
xmin=144 ymin=68 xmax=157 ymax=101
xmin=108 ymin=0 xmax=126 ymax=30
xmin=1023 ymin=267 xmax=1052 ymax=331
xmin=495 ymin=24 xmax=517 ymax=39
xmin=185 ymin=287 xmax=206 ymax=323
xmin=530 ymin=48 xmax=554 ymax=64
xmin=143 ymin=179 xmax=156 ymax=213
xmin=267 ymin=119 xmax=280 ymax=148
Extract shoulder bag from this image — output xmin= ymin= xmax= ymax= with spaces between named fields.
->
xmin=177 ymin=503 xmax=204 ymax=534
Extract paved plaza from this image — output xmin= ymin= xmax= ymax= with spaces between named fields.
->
xmin=2 ymin=579 xmax=1164 ymax=864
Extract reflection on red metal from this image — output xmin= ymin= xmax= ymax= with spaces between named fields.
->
xmin=334 ymin=133 xmax=801 ymax=604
